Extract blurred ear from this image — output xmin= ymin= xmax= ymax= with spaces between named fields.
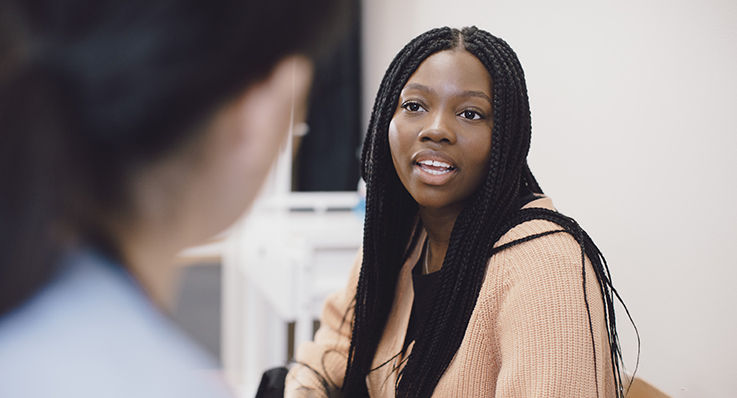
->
xmin=226 ymin=53 xmax=313 ymax=187
xmin=191 ymin=55 xmax=314 ymax=239
xmin=235 ymin=54 xmax=314 ymax=147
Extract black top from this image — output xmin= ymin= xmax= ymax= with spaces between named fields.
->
xmin=400 ymin=193 xmax=541 ymax=353
xmin=402 ymin=241 xmax=441 ymax=353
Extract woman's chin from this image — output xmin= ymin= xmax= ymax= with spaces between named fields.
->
xmin=413 ymin=196 xmax=465 ymax=215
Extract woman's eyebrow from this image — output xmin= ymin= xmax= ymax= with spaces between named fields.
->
xmin=460 ymin=90 xmax=492 ymax=105
xmin=403 ymin=82 xmax=433 ymax=93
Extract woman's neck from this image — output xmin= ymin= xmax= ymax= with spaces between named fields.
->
xmin=418 ymin=204 xmax=463 ymax=274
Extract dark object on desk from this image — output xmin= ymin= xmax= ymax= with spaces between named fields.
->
xmin=255 ymin=367 xmax=288 ymax=398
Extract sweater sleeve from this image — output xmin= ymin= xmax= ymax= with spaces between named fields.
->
xmin=493 ymin=231 xmax=615 ymax=398
xmin=284 ymin=248 xmax=362 ymax=398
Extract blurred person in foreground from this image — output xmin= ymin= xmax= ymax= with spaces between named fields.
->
xmin=0 ymin=1 xmax=346 ymax=396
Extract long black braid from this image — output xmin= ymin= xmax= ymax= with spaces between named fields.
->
xmin=344 ymin=26 xmax=638 ymax=397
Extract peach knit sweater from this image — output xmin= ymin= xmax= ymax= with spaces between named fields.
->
xmin=285 ymin=196 xmax=615 ymax=397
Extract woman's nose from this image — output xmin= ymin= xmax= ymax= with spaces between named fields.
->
xmin=418 ymin=110 xmax=456 ymax=144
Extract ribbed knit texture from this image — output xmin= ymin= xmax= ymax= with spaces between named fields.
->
xmin=286 ymin=197 xmax=614 ymax=397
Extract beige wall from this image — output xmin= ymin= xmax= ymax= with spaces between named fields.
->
xmin=362 ymin=1 xmax=737 ymax=396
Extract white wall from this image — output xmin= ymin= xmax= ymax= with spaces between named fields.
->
xmin=362 ymin=1 xmax=737 ymax=396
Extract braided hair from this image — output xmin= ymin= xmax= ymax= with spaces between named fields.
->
xmin=344 ymin=26 xmax=638 ymax=397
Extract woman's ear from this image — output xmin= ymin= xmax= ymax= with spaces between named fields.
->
xmin=225 ymin=54 xmax=313 ymax=195
xmin=225 ymin=54 xmax=314 ymax=147
xmin=189 ymin=55 xmax=314 ymax=238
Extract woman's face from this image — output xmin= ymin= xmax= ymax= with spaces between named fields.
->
xmin=388 ymin=49 xmax=493 ymax=212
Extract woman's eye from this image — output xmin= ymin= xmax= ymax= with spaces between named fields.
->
xmin=402 ymin=101 xmax=425 ymax=112
xmin=460 ymin=110 xmax=483 ymax=120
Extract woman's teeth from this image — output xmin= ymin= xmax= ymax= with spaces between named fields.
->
xmin=423 ymin=168 xmax=450 ymax=175
xmin=417 ymin=160 xmax=456 ymax=175
xmin=419 ymin=159 xmax=452 ymax=168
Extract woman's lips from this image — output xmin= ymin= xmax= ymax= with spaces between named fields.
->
xmin=416 ymin=159 xmax=455 ymax=175
xmin=413 ymin=157 xmax=458 ymax=185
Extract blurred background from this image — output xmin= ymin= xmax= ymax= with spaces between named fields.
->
xmin=172 ymin=1 xmax=737 ymax=397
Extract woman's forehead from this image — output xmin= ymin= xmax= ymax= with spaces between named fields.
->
xmin=402 ymin=49 xmax=492 ymax=98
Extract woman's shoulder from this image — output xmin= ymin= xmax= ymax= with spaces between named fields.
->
xmin=477 ymin=195 xmax=603 ymax=324
xmin=487 ymin=195 xmax=588 ymax=285
xmin=494 ymin=195 xmax=562 ymax=247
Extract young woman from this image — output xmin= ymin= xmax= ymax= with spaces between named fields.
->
xmin=287 ymin=26 xmax=636 ymax=397
xmin=0 ymin=1 xmax=346 ymax=396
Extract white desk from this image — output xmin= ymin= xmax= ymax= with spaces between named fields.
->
xmin=220 ymin=193 xmax=363 ymax=396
